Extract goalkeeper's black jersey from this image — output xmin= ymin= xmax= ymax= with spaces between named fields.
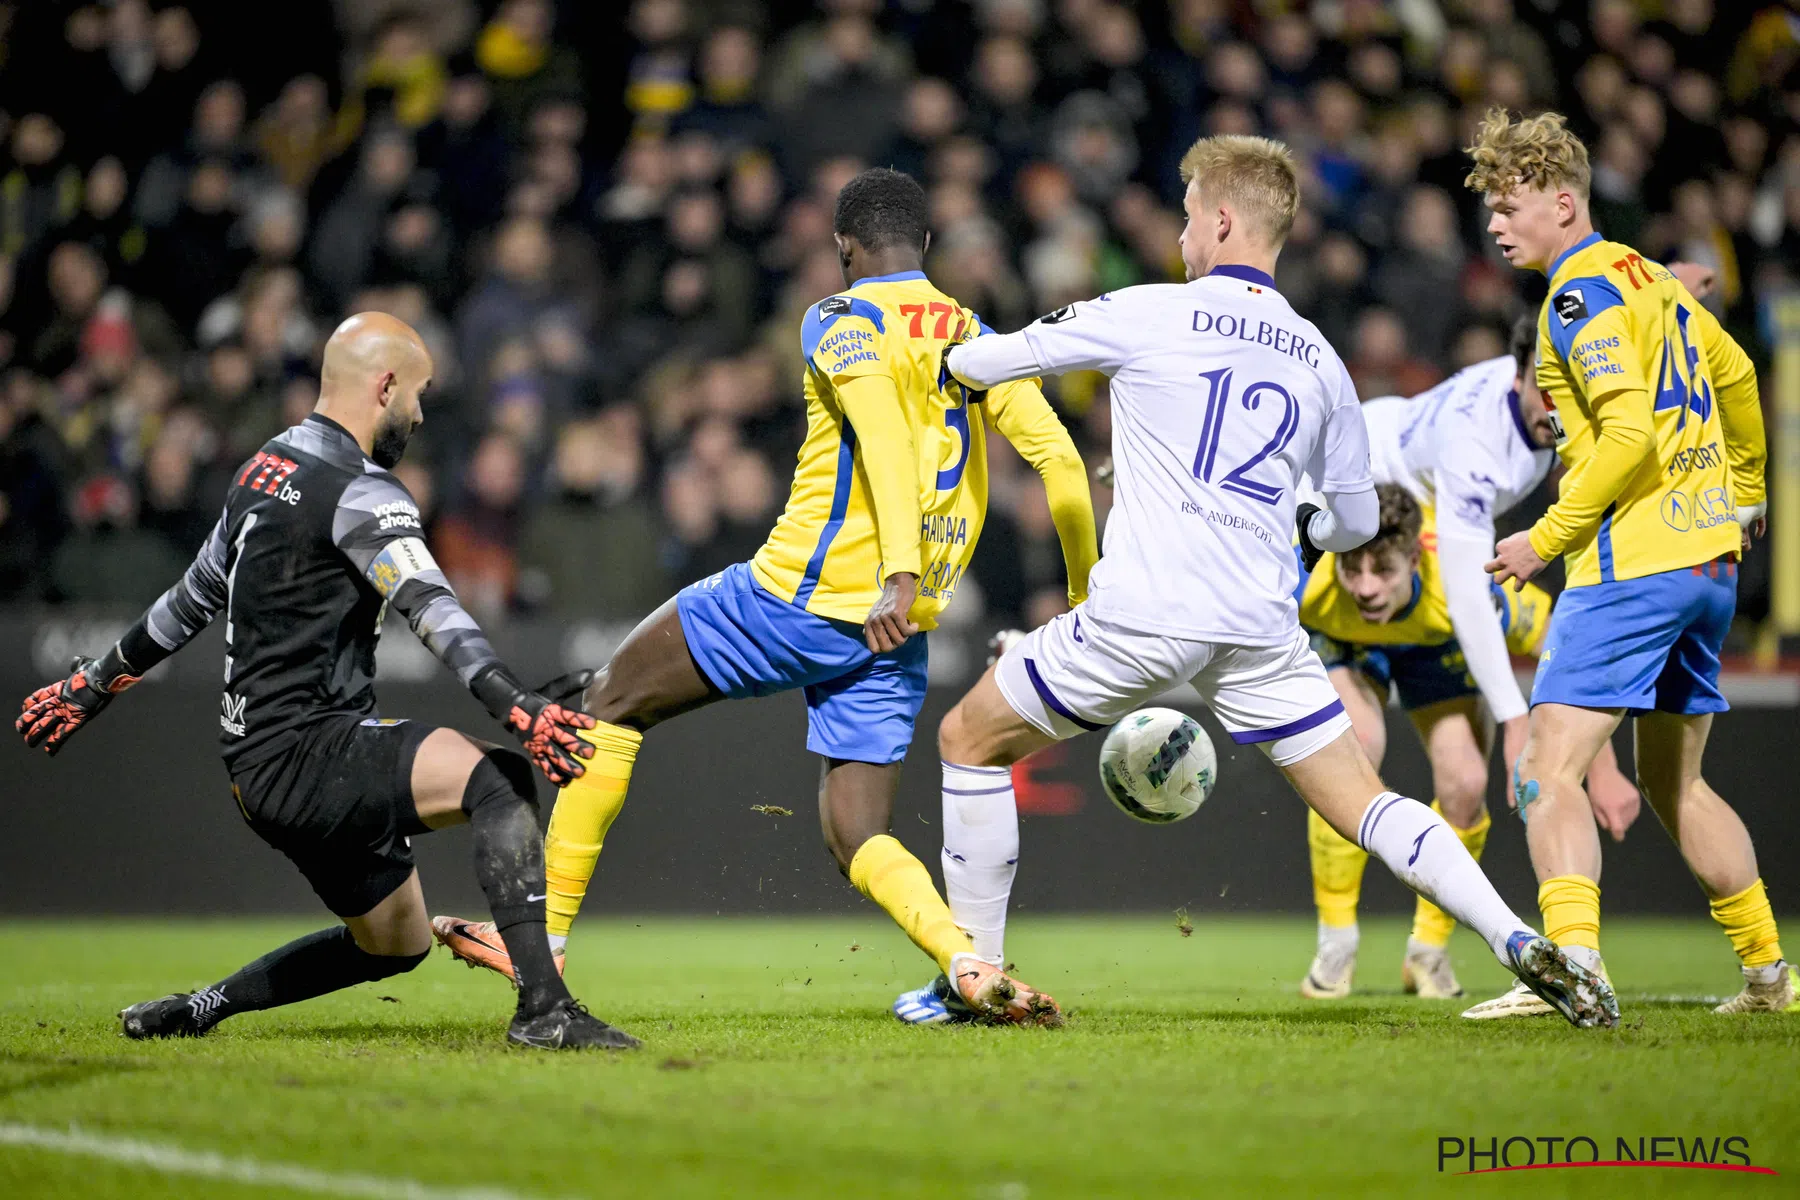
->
xmin=136 ymin=414 xmax=504 ymax=770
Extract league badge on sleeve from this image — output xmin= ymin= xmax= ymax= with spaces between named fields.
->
xmin=1552 ymin=288 xmax=1587 ymax=327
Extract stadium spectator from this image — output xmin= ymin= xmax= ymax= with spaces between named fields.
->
xmin=49 ymin=473 xmax=187 ymax=606
xmin=0 ymin=0 xmax=1788 ymax=645
xmin=519 ymin=409 xmax=667 ymax=619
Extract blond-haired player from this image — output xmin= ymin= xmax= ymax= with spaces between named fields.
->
xmin=896 ymin=134 xmax=1617 ymax=1028
xmin=1466 ymin=108 xmax=1794 ymax=1017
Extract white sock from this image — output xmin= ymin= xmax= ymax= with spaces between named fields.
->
xmin=1318 ymin=921 xmax=1358 ymax=952
xmin=940 ymin=761 xmax=1019 ymax=967
xmin=1354 ymin=791 xmax=1532 ymax=966
xmin=547 ymin=933 xmax=568 ymax=954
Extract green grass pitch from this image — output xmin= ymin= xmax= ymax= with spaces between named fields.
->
xmin=2 ymin=915 xmax=1796 ymax=1198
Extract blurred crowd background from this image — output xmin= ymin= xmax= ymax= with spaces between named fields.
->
xmin=0 ymin=0 xmax=1794 ymax=635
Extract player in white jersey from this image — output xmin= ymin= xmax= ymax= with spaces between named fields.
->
xmin=889 ymin=134 xmax=1616 ymax=1030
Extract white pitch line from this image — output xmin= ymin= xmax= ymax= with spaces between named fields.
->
xmin=0 ymin=1123 xmax=555 ymax=1200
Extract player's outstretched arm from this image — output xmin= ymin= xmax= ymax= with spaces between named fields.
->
xmin=1297 ymin=368 xmax=1379 ymax=569
xmin=986 ymin=380 xmax=1098 ymax=604
xmin=835 ymin=372 xmax=926 ymax=651
xmin=16 ymin=511 xmax=231 ymax=755
xmin=332 ymin=475 xmax=594 ymax=783
xmin=1432 ymin=450 xmax=1532 ymax=741
xmin=947 ymin=297 xmax=1128 ymax=391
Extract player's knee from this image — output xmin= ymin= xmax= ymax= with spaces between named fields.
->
xmin=582 ymin=664 xmax=652 ymax=730
xmin=937 ymin=704 xmax=972 ymax=763
xmin=1434 ymin=760 xmax=1488 ymax=822
xmin=461 ymin=749 xmax=537 ymax=820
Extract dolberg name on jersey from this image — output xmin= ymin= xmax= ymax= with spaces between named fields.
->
xmin=1005 ymin=269 xmax=1372 ymax=646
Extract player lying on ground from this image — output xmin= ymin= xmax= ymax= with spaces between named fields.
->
xmin=1296 ymin=482 xmax=1638 ymax=1001
xmin=900 ymin=132 xmax=1616 ymax=1029
xmin=432 ymin=169 xmax=1099 ymax=1024
xmin=1466 ymin=108 xmax=1794 ymax=1017
xmin=17 ymin=314 xmax=634 ymax=1050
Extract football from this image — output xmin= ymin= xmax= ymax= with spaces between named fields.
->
xmin=1098 ymin=707 xmax=1217 ymax=824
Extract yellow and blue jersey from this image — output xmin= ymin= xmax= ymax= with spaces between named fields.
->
xmin=1534 ymin=233 xmax=1763 ymax=586
xmin=1298 ymin=531 xmax=1550 ymax=656
xmin=752 ymin=270 xmax=1027 ymax=630
xmin=1296 ymin=531 xmax=1550 ymax=711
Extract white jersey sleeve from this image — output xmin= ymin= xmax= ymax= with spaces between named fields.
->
xmin=1430 ymin=426 xmax=1534 ymax=723
xmin=1308 ymin=362 xmax=1375 ymax=495
xmin=948 ymin=296 xmax=1129 ymax=388
xmin=1417 ymin=358 xmax=1550 ymax=724
xmin=1019 ymin=297 xmax=1131 ymax=375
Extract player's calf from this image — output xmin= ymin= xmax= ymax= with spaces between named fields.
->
xmin=1285 ymin=731 xmax=1616 ymax=1026
xmin=462 ymin=751 xmax=616 ymax=1025
xmin=120 ymin=925 xmax=427 ymax=1039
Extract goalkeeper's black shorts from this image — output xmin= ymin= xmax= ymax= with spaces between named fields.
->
xmin=228 ymin=715 xmax=436 ymax=918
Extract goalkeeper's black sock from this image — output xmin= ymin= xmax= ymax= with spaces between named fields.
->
xmin=198 ymin=926 xmax=424 ymax=1028
xmin=465 ymin=752 xmax=573 ymax=1019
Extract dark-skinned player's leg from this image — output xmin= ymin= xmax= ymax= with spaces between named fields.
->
xmin=433 ymin=596 xmax=723 ymax=969
xmin=548 ymin=598 xmax=722 ymax=941
xmin=817 ymin=758 xmax=901 ymax=874
xmin=580 ymin=597 xmax=722 ymax=728
xmin=815 ymin=753 xmax=1061 ymax=1025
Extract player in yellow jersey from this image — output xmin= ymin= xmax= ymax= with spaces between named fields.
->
xmin=1295 ymin=484 xmax=1637 ymax=1001
xmin=1464 ymin=108 xmax=1795 ymax=1017
xmin=432 ymin=169 xmax=1099 ymax=1025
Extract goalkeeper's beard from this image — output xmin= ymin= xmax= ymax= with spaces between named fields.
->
xmin=371 ymin=410 xmax=414 ymax=468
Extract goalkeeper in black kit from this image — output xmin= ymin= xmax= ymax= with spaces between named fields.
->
xmin=16 ymin=313 xmax=637 ymax=1051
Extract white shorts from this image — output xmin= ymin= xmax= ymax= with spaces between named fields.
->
xmin=994 ymin=608 xmax=1352 ymax=767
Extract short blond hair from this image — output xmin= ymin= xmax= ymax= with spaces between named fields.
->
xmin=1179 ymin=134 xmax=1299 ymax=246
xmin=1463 ymin=107 xmax=1591 ymax=199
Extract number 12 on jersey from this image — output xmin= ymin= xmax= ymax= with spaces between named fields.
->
xmin=1192 ymin=367 xmax=1299 ymax=505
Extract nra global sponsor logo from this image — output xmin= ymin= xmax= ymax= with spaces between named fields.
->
xmin=1437 ymin=1134 xmax=1775 ymax=1176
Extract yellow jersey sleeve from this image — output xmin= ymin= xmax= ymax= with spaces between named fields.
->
xmin=1500 ymin=580 xmax=1553 ymax=657
xmin=984 ymin=377 xmax=1098 ymax=605
xmin=806 ymin=295 xmax=890 ymax=379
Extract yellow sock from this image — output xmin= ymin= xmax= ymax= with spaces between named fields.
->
xmin=1410 ymin=802 xmax=1490 ymax=947
xmin=1538 ymin=874 xmax=1601 ymax=952
xmin=542 ymin=721 xmax=641 ymax=938
xmin=848 ymin=834 xmax=974 ymax=974
xmin=1308 ymin=807 xmax=1368 ymax=929
xmin=1710 ymin=878 xmax=1784 ymax=968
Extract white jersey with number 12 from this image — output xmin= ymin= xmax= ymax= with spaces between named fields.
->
xmin=1015 ymin=269 xmax=1372 ymax=645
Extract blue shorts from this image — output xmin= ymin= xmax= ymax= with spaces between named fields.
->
xmin=675 ymin=562 xmax=928 ymax=764
xmin=1531 ymin=559 xmax=1736 ymax=716
xmin=1311 ymin=633 xmax=1478 ymax=712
